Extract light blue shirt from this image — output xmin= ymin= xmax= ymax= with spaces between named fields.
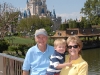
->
xmin=22 ymin=44 xmax=54 ymax=75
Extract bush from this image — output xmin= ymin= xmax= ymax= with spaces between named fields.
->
xmin=0 ymin=39 xmax=9 ymax=53
xmin=18 ymin=44 xmax=30 ymax=56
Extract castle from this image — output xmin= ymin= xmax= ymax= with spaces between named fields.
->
xmin=18 ymin=0 xmax=62 ymax=31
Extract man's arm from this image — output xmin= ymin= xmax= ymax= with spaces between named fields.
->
xmin=22 ymin=70 xmax=29 ymax=75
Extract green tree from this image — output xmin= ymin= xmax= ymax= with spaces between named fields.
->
xmin=81 ymin=0 xmax=100 ymax=25
xmin=17 ymin=16 xmax=53 ymax=35
xmin=68 ymin=19 xmax=77 ymax=28
xmin=59 ymin=23 xmax=68 ymax=30
xmin=0 ymin=2 xmax=19 ymax=32
xmin=80 ymin=17 xmax=92 ymax=28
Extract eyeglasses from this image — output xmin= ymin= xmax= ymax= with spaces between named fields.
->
xmin=67 ymin=45 xmax=79 ymax=49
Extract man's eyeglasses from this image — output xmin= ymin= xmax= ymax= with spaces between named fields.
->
xmin=67 ymin=45 xmax=79 ymax=49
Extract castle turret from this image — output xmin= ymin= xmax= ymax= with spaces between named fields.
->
xmin=53 ymin=9 xmax=56 ymax=18
xmin=19 ymin=0 xmax=62 ymax=31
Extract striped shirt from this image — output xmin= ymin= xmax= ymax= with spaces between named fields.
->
xmin=46 ymin=50 xmax=65 ymax=75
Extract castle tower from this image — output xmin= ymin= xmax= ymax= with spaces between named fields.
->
xmin=27 ymin=0 xmax=47 ymax=16
xmin=18 ymin=0 xmax=62 ymax=31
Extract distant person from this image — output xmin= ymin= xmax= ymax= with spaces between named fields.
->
xmin=60 ymin=35 xmax=88 ymax=75
xmin=22 ymin=28 xmax=54 ymax=75
xmin=46 ymin=39 xmax=72 ymax=75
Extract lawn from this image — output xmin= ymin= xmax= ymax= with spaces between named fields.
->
xmin=4 ymin=36 xmax=35 ymax=44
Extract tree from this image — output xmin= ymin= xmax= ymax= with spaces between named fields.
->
xmin=79 ymin=17 xmax=92 ymax=28
xmin=59 ymin=23 xmax=69 ymax=30
xmin=0 ymin=2 xmax=19 ymax=37
xmin=68 ymin=19 xmax=78 ymax=28
xmin=81 ymin=0 xmax=100 ymax=25
xmin=17 ymin=15 xmax=53 ymax=35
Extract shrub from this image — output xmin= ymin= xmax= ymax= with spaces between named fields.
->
xmin=0 ymin=39 xmax=9 ymax=53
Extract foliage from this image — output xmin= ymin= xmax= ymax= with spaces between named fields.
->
xmin=8 ymin=46 xmax=19 ymax=55
xmin=17 ymin=44 xmax=31 ymax=56
xmin=0 ymin=39 xmax=9 ymax=53
xmin=7 ymin=44 xmax=31 ymax=57
xmin=59 ymin=23 xmax=69 ymax=30
xmin=68 ymin=19 xmax=78 ymax=28
xmin=0 ymin=2 xmax=19 ymax=33
xmin=62 ymin=17 xmax=92 ymax=29
xmin=4 ymin=36 xmax=54 ymax=58
xmin=17 ymin=15 xmax=53 ymax=35
xmin=81 ymin=0 xmax=100 ymax=25
xmin=48 ymin=38 xmax=54 ymax=46
xmin=80 ymin=17 xmax=92 ymax=28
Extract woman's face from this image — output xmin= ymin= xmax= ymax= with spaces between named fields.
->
xmin=67 ymin=42 xmax=80 ymax=56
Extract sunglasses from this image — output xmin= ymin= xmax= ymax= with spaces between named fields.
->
xmin=67 ymin=45 xmax=79 ymax=49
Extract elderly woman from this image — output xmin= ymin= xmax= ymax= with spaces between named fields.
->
xmin=60 ymin=35 xmax=88 ymax=75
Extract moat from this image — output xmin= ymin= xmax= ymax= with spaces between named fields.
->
xmin=82 ymin=48 xmax=100 ymax=75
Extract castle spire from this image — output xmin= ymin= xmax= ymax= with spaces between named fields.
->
xmin=52 ymin=5 xmax=56 ymax=18
xmin=27 ymin=0 xmax=28 ymax=3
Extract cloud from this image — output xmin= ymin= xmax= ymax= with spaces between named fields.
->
xmin=56 ymin=12 xmax=84 ymax=22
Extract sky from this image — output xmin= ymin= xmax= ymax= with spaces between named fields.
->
xmin=0 ymin=0 xmax=86 ymax=22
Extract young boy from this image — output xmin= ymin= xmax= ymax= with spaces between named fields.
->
xmin=46 ymin=39 xmax=72 ymax=75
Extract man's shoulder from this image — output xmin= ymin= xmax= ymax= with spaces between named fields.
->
xmin=47 ymin=44 xmax=54 ymax=53
xmin=27 ymin=45 xmax=37 ymax=53
xmin=47 ymin=44 xmax=54 ymax=49
xmin=48 ymin=44 xmax=53 ymax=47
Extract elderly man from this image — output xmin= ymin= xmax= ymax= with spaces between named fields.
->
xmin=22 ymin=28 xmax=54 ymax=75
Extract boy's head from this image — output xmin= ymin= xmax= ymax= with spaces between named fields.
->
xmin=54 ymin=39 xmax=66 ymax=54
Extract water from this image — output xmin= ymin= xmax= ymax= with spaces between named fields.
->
xmin=82 ymin=48 xmax=100 ymax=75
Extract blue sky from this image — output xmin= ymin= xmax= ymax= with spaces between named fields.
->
xmin=1 ymin=0 xmax=86 ymax=22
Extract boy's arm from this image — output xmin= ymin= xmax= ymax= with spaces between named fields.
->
xmin=56 ymin=63 xmax=72 ymax=69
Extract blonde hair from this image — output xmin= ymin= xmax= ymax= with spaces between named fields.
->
xmin=67 ymin=35 xmax=83 ymax=54
xmin=54 ymin=38 xmax=66 ymax=47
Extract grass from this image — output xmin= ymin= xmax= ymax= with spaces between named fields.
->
xmin=4 ymin=36 xmax=54 ymax=46
xmin=4 ymin=36 xmax=35 ymax=44
xmin=3 ymin=36 xmax=54 ymax=58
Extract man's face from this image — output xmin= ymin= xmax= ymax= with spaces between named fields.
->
xmin=35 ymin=34 xmax=48 ymax=47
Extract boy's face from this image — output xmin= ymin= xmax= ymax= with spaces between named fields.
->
xmin=55 ymin=44 xmax=66 ymax=54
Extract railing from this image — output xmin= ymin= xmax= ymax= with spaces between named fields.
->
xmin=0 ymin=53 xmax=24 ymax=75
